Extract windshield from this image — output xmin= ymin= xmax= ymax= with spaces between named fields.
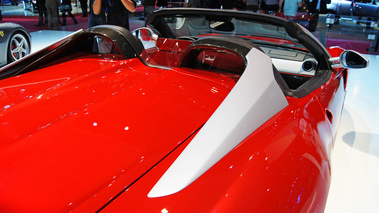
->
xmin=161 ymin=15 xmax=306 ymax=50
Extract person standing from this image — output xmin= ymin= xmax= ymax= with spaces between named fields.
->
xmin=79 ymin=0 xmax=88 ymax=17
xmin=209 ymin=0 xmax=221 ymax=8
xmin=60 ymin=0 xmax=78 ymax=26
xmin=0 ymin=0 xmax=3 ymax=21
xmin=143 ymin=0 xmax=156 ymax=17
xmin=46 ymin=0 xmax=61 ymax=29
xmin=106 ymin=0 xmax=135 ymax=29
xmin=88 ymin=0 xmax=105 ymax=27
xmin=245 ymin=0 xmax=260 ymax=11
xmin=90 ymin=0 xmax=135 ymax=30
xmin=261 ymin=0 xmax=279 ymax=12
xmin=279 ymin=0 xmax=302 ymax=17
xmin=35 ymin=0 xmax=48 ymax=26
xmin=156 ymin=0 xmax=167 ymax=8
xmin=221 ymin=0 xmax=233 ymax=9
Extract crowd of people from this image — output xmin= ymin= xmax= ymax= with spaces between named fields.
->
xmin=183 ymin=0 xmax=329 ymax=16
xmin=33 ymin=0 xmax=135 ymax=30
xmin=34 ymin=0 xmax=88 ymax=29
xmin=142 ymin=0 xmax=329 ymax=19
xmin=0 ymin=0 xmax=329 ymax=29
xmin=88 ymin=0 xmax=135 ymax=29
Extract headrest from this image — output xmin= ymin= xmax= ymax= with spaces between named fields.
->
xmin=178 ymin=36 xmax=257 ymax=74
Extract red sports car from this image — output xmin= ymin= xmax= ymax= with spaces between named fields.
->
xmin=0 ymin=8 xmax=368 ymax=213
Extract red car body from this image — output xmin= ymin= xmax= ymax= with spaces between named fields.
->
xmin=0 ymin=9 xmax=367 ymax=213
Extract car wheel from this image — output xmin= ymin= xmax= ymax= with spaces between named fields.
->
xmin=8 ymin=32 xmax=30 ymax=63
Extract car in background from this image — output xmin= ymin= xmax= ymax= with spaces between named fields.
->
xmin=0 ymin=22 xmax=31 ymax=67
xmin=23 ymin=0 xmax=38 ymax=13
xmin=231 ymin=0 xmax=320 ymax=32
xmin=134 ymin=0 xmax=186 ymax=19
xmin=0 ymin=0 xmax=38 ymax=12
xmin=0 ymin=0 xmax=18 ymax=6
xmin=327 ymin=0 xmax=379 ymax=24
xmin=0 ymin=8 xmax=368 ymax=212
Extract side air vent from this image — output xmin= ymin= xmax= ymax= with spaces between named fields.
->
xmin=302 ymin=59 xmax=318 ymax=72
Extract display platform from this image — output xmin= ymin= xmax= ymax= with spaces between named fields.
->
xmin=325 ymin=54 xmax=379 ymax=213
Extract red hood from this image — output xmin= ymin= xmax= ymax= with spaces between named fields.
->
xmin=0 ymin=56 xmax=235 ymax=212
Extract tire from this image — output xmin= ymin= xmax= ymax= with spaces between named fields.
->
xmin=8 ymin=32 xmax=31 ymax=63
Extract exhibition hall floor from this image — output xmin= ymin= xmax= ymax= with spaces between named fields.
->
xmin=1 ymin=6 xmax=379 ymax=212
xmin=325 ymin=54 xmax=379 ymax=213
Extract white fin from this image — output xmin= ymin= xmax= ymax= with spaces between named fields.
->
xmin=148 ymin=48 xmax=288 ymax=198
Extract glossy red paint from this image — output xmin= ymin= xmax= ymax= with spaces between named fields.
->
xmin=97 ymin=48 xmax=346 ymax=212
xmin=327 ymin=46 xmax=346 ymax=57
xmin=0 ymin=37 xmax=347 ymax=213
xmin=0 ymin=54 xmax=236 ymax=212
xmin=100 ymin=92 xmax=333 ymax=212
xmin=86 ymin=49 xmax=346 ymax=212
